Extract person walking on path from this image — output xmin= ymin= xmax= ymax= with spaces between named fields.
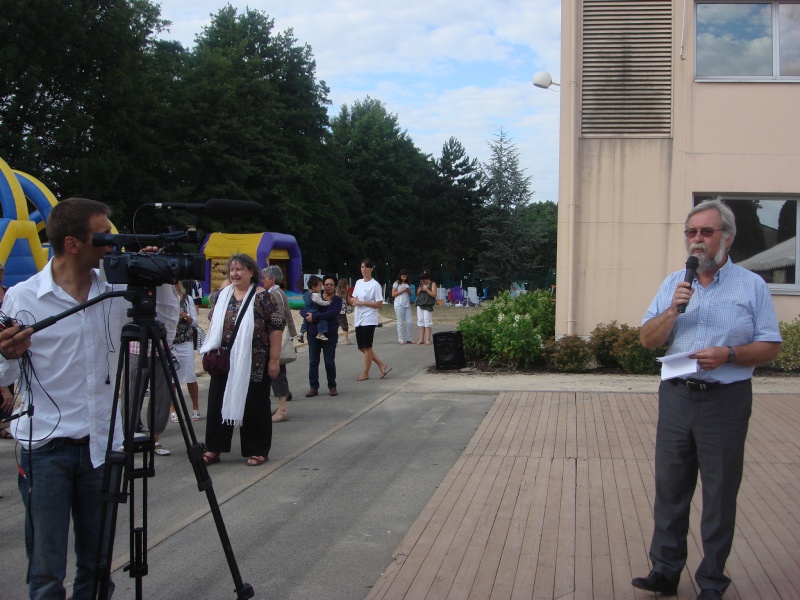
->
xmin=262 ymin=265 xmax=296 ymax=422
xmin=300 ymin=275 xmax=342 ymax=397
xmin=415 ymin=270 xmax=437 ymax=345
xmin=351 ymin=259 xmax=391 ymax=381
xmin=632 ymin=199 xmax=781 ymax=600
xmin=392 ymin=268 xmax=414 ymax=344
xmin=336 ymin=277 xmax=353 ymax=345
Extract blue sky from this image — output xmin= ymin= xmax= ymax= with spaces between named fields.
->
xmin=155 ymin=0 xmax=563 ymax=203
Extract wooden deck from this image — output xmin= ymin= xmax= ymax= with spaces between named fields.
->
xmin=366 ymin=392 xmax=800 ymax=600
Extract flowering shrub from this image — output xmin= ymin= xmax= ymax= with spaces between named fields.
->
xmin=457 ymin=290 xmax=555 ymax=369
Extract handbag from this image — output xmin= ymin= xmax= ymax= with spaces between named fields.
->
xmin=202 ymin=286 xmax=255 ymax=376
xmin=192 ymin=324 xmax=206 ymax=350
xmin=415 ymin=290 xmax=436 ymax=308
xmin=202 ymin=346 xmax=230 ymax=376
xmin=279 ymin=327 xmax=297 ymax=365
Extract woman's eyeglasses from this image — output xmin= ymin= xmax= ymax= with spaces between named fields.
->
xmin=684 ymin=228 xmax=722 ymax=238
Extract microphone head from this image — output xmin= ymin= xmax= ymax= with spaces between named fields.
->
xmin=685 ymin=255 xmax=700 ymax=269
xmin=204 ymin=198 xmax=263 ymax=217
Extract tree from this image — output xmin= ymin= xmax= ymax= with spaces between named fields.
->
xmin=475 ymin=129 xmax=545 ymax=290
xmin=0 ymin=0 xmax=171 ymax=216
xmin=430 ymin=137 xmax=484 ymax=273
xmin=329 ymin=97 xmax=438 ymax=272
xmin=165 ymin=5 xmax=351 ymax=268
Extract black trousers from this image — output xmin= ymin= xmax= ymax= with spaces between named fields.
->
xmin=205 ymin=375 xmax=272 ymax=457
xmin=649 ymin=378 xmax=751 ymax=593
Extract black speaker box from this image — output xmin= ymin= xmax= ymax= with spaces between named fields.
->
xmin=433 ymin=331 xmax=465 ymax=370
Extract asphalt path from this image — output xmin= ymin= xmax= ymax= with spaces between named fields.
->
xmin=0 ymin=324 xmax=496 ymax=599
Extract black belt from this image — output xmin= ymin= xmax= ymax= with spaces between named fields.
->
xmin=670 ymin=378 xmax=725 ymax=391
xmin=55 ymin=436 xmax=90 ymax=446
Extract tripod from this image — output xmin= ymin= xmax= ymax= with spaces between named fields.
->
xmin=92 ymin=286 xmax=253 ymax=599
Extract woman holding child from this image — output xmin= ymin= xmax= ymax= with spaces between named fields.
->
xmin=301 ymin=275 xmax=342 ymax=397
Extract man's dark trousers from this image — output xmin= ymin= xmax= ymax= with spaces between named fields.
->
xmin=650 ymin=379 xmax=751 ymax=593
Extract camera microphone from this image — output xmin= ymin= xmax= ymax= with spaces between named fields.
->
xmin=148 ymin=199 xmax=263 ymax=217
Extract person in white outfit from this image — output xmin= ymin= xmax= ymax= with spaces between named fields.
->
xmin=392 ymin=268 xmax=414 ymax=344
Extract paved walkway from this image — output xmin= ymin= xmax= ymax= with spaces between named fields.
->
xmin=366 ymin=391 xmax=800 ymax=600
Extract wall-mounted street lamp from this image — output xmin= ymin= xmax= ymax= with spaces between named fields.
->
xmin=532 ymin=71 xmax=560 ymax=90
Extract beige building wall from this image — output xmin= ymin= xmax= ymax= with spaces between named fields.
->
xmin=556 ymin=0 xmax=800 ymax=338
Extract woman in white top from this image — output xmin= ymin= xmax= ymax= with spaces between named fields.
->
xmin=391 ymin=268 xmax=414 ymax=344
xmin=351 ymin=258 xmax=391 ymax=381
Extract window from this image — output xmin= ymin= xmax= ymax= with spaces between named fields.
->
xmin=696 ymin=1 xmax=800 ymax=80
xmin=695 ymin=195 xmax=800 ymax=290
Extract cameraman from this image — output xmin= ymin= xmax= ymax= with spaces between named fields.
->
xmin=0 ymin=198 xmax=178 ymax=600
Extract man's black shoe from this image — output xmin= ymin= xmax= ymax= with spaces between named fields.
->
xmin=697 ymin=590 xmax=722 ymax=600
xmin=631 ymin=571 xmax=678 ymax=595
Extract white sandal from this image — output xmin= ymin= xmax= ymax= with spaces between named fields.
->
xmin=154 ymin=443 xmax=171 ymax=456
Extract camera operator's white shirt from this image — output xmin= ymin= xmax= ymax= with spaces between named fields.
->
xmin=0 ymin=259 xmax=179 ymax=468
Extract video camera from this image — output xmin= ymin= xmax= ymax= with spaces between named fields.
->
xmin=92 ymin=232 xmax=205 ymax=287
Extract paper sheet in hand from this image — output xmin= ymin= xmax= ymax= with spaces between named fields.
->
xmin=657 ymin=351 xmax=698 ymax=380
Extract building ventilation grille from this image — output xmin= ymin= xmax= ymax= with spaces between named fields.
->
xmin=581 ymin=0 xmax=673 ymax=137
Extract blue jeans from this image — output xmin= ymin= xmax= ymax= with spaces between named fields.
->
xmin=19 ymin=440 xmax=111 ymax=600
xmin=307 ymin=334 xmax=337 ymax=390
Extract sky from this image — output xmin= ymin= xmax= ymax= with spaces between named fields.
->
xmin=154 ymin=0 xmax=563 ymax=203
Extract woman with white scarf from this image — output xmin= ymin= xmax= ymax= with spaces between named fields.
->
xmin=200 ymin=254 xmax=284 ymax=467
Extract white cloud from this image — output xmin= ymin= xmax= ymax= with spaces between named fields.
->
xmin=156 ymin=0 xmax=563 ymax=202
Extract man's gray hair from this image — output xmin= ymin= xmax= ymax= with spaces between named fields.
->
xmin=686 ymin=198 xmax=737 ymax=239
xmin=261 ymin=264 xmax=283 ymax=284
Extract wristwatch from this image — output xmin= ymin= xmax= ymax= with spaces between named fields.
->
xmin=727 ymin=345 xmax=736 ymax=364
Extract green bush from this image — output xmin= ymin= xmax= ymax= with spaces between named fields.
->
xmin=457 ymin=290 xmax=555 ymax=369
xmin=773 ymin=318 xmax=800 ymax=371
xmin=589 ymin=321 xmax=629 ymax=368
xmin=542 ymin=335 xmax=592 ymax=373
xmin=612 ymin=326 xmax=667 ymax=374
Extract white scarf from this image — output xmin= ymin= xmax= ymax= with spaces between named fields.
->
xmin=200 ymin=284 xmax=255 ymax=426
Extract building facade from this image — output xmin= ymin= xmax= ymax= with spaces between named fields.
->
xmin=555 ymin=0 xmax=800 ymax=337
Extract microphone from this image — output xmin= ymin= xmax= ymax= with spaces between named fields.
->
xmin=204 ymin=198 xmax=264 ymax=217
xmin=147 ymin=199 xmax=263 ymax=217
xmin=677 ymin=255 xmax=699 ymax=314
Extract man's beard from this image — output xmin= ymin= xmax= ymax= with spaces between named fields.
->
xmin=687 ymin=242 xmax=727 ymax=273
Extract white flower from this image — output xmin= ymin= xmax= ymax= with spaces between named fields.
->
xmin=498 ymin=314 xmax=505 ymax=323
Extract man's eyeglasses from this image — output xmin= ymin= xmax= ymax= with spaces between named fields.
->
xmin=324 ymin=283 xmax=335 ymax=286
xmin=684 ymin=228 xmax=723 ymax=238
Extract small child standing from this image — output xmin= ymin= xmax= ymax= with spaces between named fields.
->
xmin=299 ymin=275 xmax=331 ymax=342
xmin=336 ymin=277 xmax=353 ymax=344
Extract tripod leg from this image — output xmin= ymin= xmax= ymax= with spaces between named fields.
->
xmin=152 ymin=326 xmax=254 ymax=599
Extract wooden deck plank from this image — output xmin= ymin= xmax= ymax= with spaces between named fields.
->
xmin=368 ymin=392 xmax=800 ymax=600
xmin=509 ymin=458 xmax=553 ymax=600
xmin=467 ymin=457 xmax=528 ymax=599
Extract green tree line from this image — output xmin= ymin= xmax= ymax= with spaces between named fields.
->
xmin=0 ymin=1 xmax=556 ymax=290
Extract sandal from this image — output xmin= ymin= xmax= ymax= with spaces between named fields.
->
xmin=246 ymin=455 xmax=267 ymax=466
xmin=272 ymin=410 xmax=289 ymax=423
xmin=0 ymin=429 xmax=13 ymax=440
xmin=380 ymin=367 xmax=393 ymax=379
xmin=202 ymin=452 xmax=220 ymax=466
xmin=154 ymin=443 xmax=171 ymax=456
